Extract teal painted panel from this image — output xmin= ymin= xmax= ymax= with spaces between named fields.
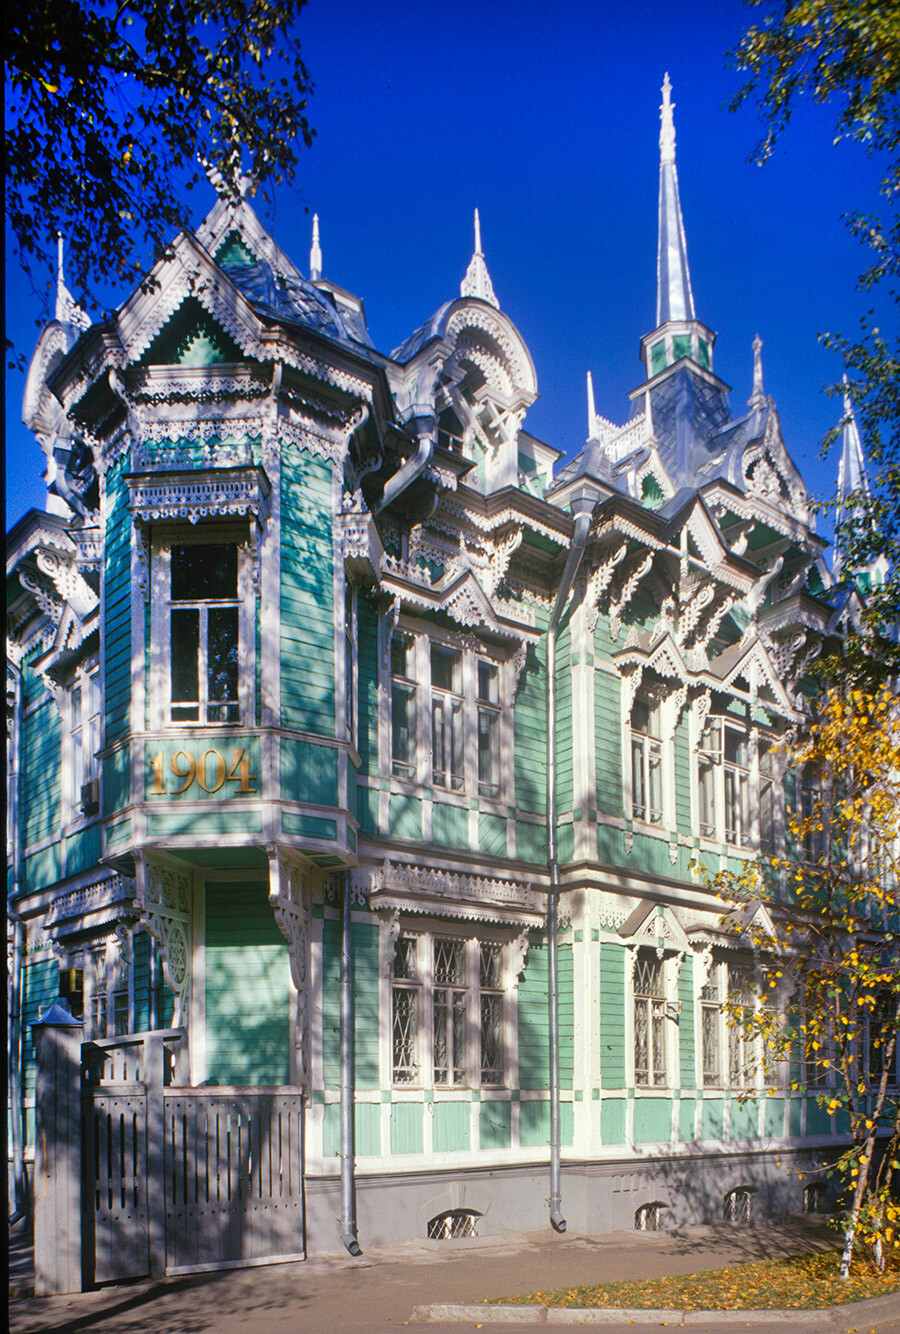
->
xmin=554 ymin=623 xmax=574 ymax=814
xmin=133 ymin=930 xmax=151 ymax=1032
xmin=678 ymin=1098 xmax=696 ymax=1142
xmin=789 ymin=1098 xmax=803 ymax=1137
xmin=432 ymin=801 xmax=469 ymax=849
xmin=389 ymin=794 xmax=422 ymax=841
xmin=520 ymin=1100 xmax=574 ymax=1148
xmin=280 ymin=737 xmax=339 ymax=806
xmin=24 ymin=844 xmax=62 ymax=894
xmin=433 ymin=1100 xmax=470 ymax=1152
xmin=807 ymin=1098 xmax=832 ymax=1135
xmin=514 ymin=635 xmax=547 ymax=815
xmin=106 ymin=816 xmax=132 ymax=848
xmin=601 ymin=1098 xmax=626 ymax=1145
xmin=700 ymin=1098 xmax=725 ymax=1140
xmin=558 ymin=823 xmax=574 ymax=864
xmin=594 ymin=669 xmax=623 ymax=818
xmin=146 ymin=809 xmax=262 ymax=837
xmin=103 ymin=745 xmax=131 ymax=814
xmin=390 ymin=1102 xmax=423 ymax=1154
xmin=633 ymin=1098 xmax=671 ymax=1144
xmin=282 ymin=812 xmax=338 ymax=841
xmin=205 ymin=880 xmax=290 ymax=1085
xmin=323 ymin=1101 xmax=381 ymax=1157
xmin=518 ymin=942 xmax=573 ymax=1089
xmin=22 ymin=958 xmax=60 ymax=1111
xmin=22 ymin=698 xmax=61 ymax=847
xmin=600 ymin=942 xmax=626 ymax=1088
xmin=321 ymin=920 xmax=380 ymax=1090
xmin=358 ymin=785 xmax=379 ymax=835
xmin=145 ymin=736 xmax=261 ymax=802
xmin=515 ymin=820 xmax=546 ymax=863
xmin=678 ymin=956 xmax=695 ymax=1090
xmin=479 ymin=813 xmax=508 ymax=857
xmin=673 ymin=714 xmax=691 ymax=833
xmin=356 ymin=594 xmax=379 ymax=776
xmin=763 ymin=1098 xmax=785 ymax=1138
xmin=480 ymin=1100 xmax=511 ymax=1149
xmin=730 ymin=1098 xmax=758 ymax=1140
xmin=104 ymin=457 xmax=132 ymax=743
xmin=280 ymin=452 xmax=335 ymax=737
xmin=630 ymin=831 xmax=675 ymax=879
xmin=66 ymin=824 xmax=102 ymax=876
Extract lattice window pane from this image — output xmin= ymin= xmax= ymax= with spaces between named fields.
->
xmin=634 ymin=953 xmax=665 ymax=999
xmin=480 ymin=993 xmax=503 ymax=1085
xmin=434 ymin=940 xmax=465 ymax=986
xmin=479 ymin=943 xmax=502 ymax=990
xmin=701 ymin=1000 xmax=721 ymax=1086
xmin=634 ymin=997 xmax=650 ymax=1086
xmin=392 ymin=986 xmax=418 ymax=1084
xmin=393 ymin=935 xmax=418 ymax=980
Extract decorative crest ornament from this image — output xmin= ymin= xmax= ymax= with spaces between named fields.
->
xmin=659 ymin=72 xmax=676 ymax=165
xmin=749 ymin=334 xmax=765 ymax=410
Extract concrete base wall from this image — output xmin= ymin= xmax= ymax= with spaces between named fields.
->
xmin=303 ymin=1146 xmax=840 ymax=1256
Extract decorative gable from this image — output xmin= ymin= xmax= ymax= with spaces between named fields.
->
xmin=139 ymin=297 xmax=245 ymax=368
xmin=619 ymin=899 xmax=689 ymax=956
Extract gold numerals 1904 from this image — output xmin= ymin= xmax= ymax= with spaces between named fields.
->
xmin=150 ymin=746 xmax=258 ymax=797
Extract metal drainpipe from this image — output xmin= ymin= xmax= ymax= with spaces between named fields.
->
xmin=339 ymin=870 xmax=362 ymax=1255
xmin=372 ymin=406 xmax=436 ymax=516
xmin=8 ymin=661 xmax=28 ymax=1225
xmin=545 ymin=490 xmax=597 ymax=1233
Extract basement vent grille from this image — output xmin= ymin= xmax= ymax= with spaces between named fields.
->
xmin=723 ymin=1187 xmax=753 ymax=1224
xmin=803 ymin=1183 xmax=826 ymax=1214
xmin=427 ymin=1209 xmax=481 ymax=1240
xmin=635 ymin=1202 xmax=667 ymax=1231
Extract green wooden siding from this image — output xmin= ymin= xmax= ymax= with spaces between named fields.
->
xmin=66 ymin=824 xmax=102 ymax=876
xmin=22 ymin=958 xmax=59 ymax=1119
xmin=730 ymin=1098 xmax=758 ymax=1140
xmin=205 ymin=880 xmax=291 ymax=1086
xmin=433 ymin=1100 xmax=470 ymax=1152
xmin=678 ymin=1098 xmax=696 ymax=1142
xmin=324 ymin=1101 xmax=381 ymax=1157
xmin=673 ymin=712 xmax=691 ymax=834
xmin=389 ymin=794 xmax=422 ymax=841
xmin=678 ymin=955 xmax=696 ymax=1089
xmin=480 ymin=1100 xmax=511 ymax=1149
xmin=514 ymin=638 xmax=546 ymax=815
xmin=390 ymin=1101 xmax=423 ymax=1154
xmin=356 ymin=594 xmax=379 ymax=776
xmin=321 ymin=920 xmax=380 ymax=1090
xmin=432 ymin=801 xmax=468 ymax=849
xmin=104 ymin=456 xmax=132 ymax=743
xmin=22 ymin=698 xmax=61 ymax=848
xmin=633 ymin=1097 xmax=671 ymax=1144
xmin=518 ymin=941 xmax=573 ymax=1089
xmin=594 ymin=669 xmax=623 ymax=818
xmin=519 ymin=1099 xmax=573 ymax=1147
xmin=555 ymin=621 xmax=574 ymax=815
xmin=479 ymin=813 xmax=508 ymax=857
xmin=281 ymin=452 xmax=335 ymax=735
xmin=600 ymin=942 xmax=626 ymax=1088
xmin=103 ymin=744 xmax=130 ymax=815
xmin=600 ymin=1097 xmax=626 ymax=1144
xmin=700 ymin=1098 xmax=725 ymax=1140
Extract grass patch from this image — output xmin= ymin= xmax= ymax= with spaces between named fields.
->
xmin=492 ymin=1249 xmax=900 ymax=1310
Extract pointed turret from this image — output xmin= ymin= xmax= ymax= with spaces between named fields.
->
xmin=656 ymin=73 xmax=695 ymax=326
xmin=748 ymin=334 xmax=766 ymax=411
xmin=55 ymin=235 xmax=91 ymax=332
xmin=460 ymin=208 xmax=499 ymax=308
xmin=833 ymin=380 xmax=888 ymax=588
xmin=309 ymin=213 xmax=322 ymax=281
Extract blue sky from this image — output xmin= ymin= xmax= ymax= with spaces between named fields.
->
xmin=5 ymin=0 xmax=889 ymax=547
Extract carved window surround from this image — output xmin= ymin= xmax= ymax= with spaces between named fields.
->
xmin=125 ymin=463 xmax=270 ymax=529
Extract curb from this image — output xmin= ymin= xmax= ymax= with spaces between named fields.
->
xmin=411 ymin=1290 xmax=900 ymax=1325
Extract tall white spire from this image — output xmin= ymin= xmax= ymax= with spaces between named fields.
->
xmin=461 ymin=208 xmax=498 ymax=308
xmin=655 ymin=73 xmax=695 ymax=327
xmin=834 ymin=378 xmax=888 ymax=586
xmin=748 ymin=334 xmax=765 ymax=409
xmin=587 ymin=370 xmax=596 ymax=434
xmin=309 ymin=213 xmax=323 ymax=280
xmin=55 ymin=234 xmax=91 ymax=331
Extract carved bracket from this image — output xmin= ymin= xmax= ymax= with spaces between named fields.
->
xmin=134 ymin=854 xmax=192 ymax=1026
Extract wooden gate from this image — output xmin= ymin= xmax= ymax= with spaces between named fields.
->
xmin=83 ymin=1032 xmax=305 ymax=1282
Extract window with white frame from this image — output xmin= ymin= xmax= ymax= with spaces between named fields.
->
xmin=699 ymin=958 xmax=775 ymax=1089
xmin=630 ymin=693 xmax=663 ymax=825
xmin=67 ymin=663 xmax=101 ymax=818
xmin=700 ymin=970 xmax=723 ymax=1087
xmin=388 ymin=627 xmax=506 ymax=800
xmin=390 ymin=930 xmax=507 ymax=1088
xmin=727 ymin=964 xmax=755 ymax=1088
xmin=86 ymin=936 xmax=133 ymax=1040
xmin=697 ymin=717 xmax=780 ymax=850
xmin=633 ymin=949 xmax=668 ymax=1087
xmin=150 ymin=531 xmax=254 ymax=729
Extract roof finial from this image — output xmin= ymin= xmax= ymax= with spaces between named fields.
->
xmin=748 ymin=334 xmax=765 ymax=408
xmin=834 ymin=376 xmax=888 ymax=586
xmin=660 ymin=72 xmax=676 ymax=165
xmin=54 ymin=232 xmax=91 ymax=331
xmin=461 ymin=208 xmax=498 ymax=308
xmin=309 ymin=212 xmax=322 ymax=281
xmin=655 ymin=73 xmax=695 ymax=327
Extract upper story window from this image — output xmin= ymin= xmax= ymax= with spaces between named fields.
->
xmin=67 ymin=664 xmax=101 ymax=820
xmin=150 ymin=528 xmax=254 ymax=730
xmin=388 ymin=626 xmax=506 ymax=801
xmin=698 ymin=717 xmax=780 ymax=850
xmin=170 ymin=543 xmax=239 ymax=724
xmin=390 ymin=929 xmax=508 ymax=1089
xmin=631 ymin=694 xmax=663 ymax=825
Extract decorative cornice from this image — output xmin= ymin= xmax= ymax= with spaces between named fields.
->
xmin=356 ymin=859 xmax=544 ymax=928
xmin=125 ymin=463 xmax=270 ymax=527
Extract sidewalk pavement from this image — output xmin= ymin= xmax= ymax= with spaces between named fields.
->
xmin=9 ymin=1215 xmax=900 ymax=1334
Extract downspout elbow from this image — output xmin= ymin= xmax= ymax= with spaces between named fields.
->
xmin=373 ymin=406 xmax=436 ymax=516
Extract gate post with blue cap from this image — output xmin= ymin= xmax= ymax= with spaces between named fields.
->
xmin=32 ymin=998 xmax=85 ymax=1295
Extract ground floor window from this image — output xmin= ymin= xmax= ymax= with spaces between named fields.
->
xmin=391 ymin=929 xmax=508 ymax=1089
